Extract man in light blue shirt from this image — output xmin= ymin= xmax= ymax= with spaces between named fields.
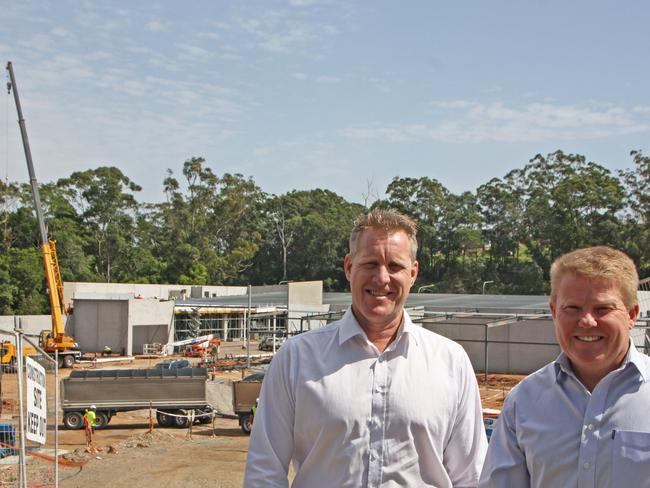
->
xmin=479 ymin=246 xmax=650 ymax=488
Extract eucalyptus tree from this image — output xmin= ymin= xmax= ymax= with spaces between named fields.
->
xmin=620 ymin=150 xmax=650 ymax=275
xmin=57 ymin=166 xmax=142 ymax=283
xmin=251 ymin=189 xmax=363 ymax=289
xmin=154 ymin=157 xmax=266 ymax=285
xmin=507 ymin=151 xmax=626 ymax=279
xmin=476 ymin=176 xmax=525 ymax=265
xmin=380 ymin=176 xmax=448 ymax=279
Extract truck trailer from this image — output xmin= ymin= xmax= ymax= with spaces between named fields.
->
xmin=232 ymin=374 xmax=263 ymax=434
xmin=61 ymin=368 xmax=213 ymax=429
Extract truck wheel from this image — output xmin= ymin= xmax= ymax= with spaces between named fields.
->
xmin=156 ymin=411 xmax=173 ymax=428
xmin=172 ymin=411 xmax=188 ymax=428
xmin=64 ymin=412 xmax=84 ymax=430
xmin=240 ymin=414 xmax=253 ymax=435
xmin=94 ymin=412 xmax=109 ymax=430
xmin=62 ymin=355 xmax=75 ymax=368
xmin=57 ymin=356 xmax=64 ymax=369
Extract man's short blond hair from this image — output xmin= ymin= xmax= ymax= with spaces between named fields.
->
xmin=550 ymin=246 xmax=639 ymax=308
xmin=349 ymin=208 xmax=418 ymax=261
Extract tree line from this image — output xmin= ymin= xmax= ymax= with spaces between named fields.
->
xmin=0 ymin=150 xmax=648 ymax=315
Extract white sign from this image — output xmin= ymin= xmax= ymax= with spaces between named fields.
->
xmin=25 ymin=357 xmax=47 ymax=444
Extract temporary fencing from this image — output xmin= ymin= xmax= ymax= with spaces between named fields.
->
xmin=0 ymin=323 xmax=70 ymax=488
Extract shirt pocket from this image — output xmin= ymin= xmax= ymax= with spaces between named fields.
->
xmin=612 ymin=430 xmax=650 ymax=487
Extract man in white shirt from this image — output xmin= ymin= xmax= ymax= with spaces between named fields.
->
xmin=480 ymin=246 xmax=650 ymax=488
xmin=244 ymin=208 xmax=487 ymax=487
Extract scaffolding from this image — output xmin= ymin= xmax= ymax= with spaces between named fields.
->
xmin=173 ymin=306 xmax=288 ymax=343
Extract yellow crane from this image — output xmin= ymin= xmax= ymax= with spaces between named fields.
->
xmin=5 ymin=61 xmax=81 ymax=368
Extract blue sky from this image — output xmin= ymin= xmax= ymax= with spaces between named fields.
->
xmin=1 ymin=1 xmax=648 ymax=205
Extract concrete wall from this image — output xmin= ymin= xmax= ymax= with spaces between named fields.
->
xmin=72 ymin=299 xmax=129 ymax=354
xmin=287 ymin=281 xmax=329 ymax=332
xmin=128 ymin=298 xmax=174 ymax=354
xmin=425 ymin=317 xmax=561 ymax=375
xmin=190 ymin=286 xmax=247 ymax=298
xmin=288 ymin=281 xmax=322 ymax=306
xmin=427 ymin=314 xmax=650 ymax=375
xmin=0 ymin=315 xmax=52 ymax=344
xmin=252 ymin=284 xmax=288 ymax=294
xmin=70 ymin=297 xmax=175 ymax=356
xmin=64 ymin=282 xmax=247 ymax=304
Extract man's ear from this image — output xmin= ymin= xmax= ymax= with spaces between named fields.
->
xmin=549 ymin=301 xmax=557 ymax=319
xmin=628 ymin=303 xmax=640 ymax=329
xmin=410 ymin=260 xmax=419 ymax=286
xmin=344 ymin=254 xmax=353 ymax=282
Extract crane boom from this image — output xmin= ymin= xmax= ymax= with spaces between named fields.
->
xmin=6 ymin=61 xmax=79 ymax=362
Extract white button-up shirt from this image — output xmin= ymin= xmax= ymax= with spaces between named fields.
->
xmin=244 ymin=308 xmax=487 ymax=487
xmin=479 ymin=341 xmax=650 ymax=488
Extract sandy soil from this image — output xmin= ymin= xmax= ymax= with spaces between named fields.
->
xmin=0 ymin=345 xmax=523 ymax=488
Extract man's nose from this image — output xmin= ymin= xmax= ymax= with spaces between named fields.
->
xmin=374 ymin=265 xmax=390 ymax=284
xmin=578 ymin=312 xmax=598 ymax=328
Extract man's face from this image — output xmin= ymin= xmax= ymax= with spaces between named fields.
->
xmin=550 ymin=273 xmax=639 ymax=386
xmin=344 ymin=228 xmax=418 ymax=332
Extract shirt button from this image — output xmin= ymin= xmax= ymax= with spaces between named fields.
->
xmin=583 ymin=462 xmax=590 ymax=470
xmin=587 ymin=424 xmax=594 ymax=431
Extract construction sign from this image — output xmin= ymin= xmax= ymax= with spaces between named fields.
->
xmin=25 ymin=357 xmax=47 ymax=444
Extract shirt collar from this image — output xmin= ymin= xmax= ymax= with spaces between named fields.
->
xmin=338 ymin=307 xmax=419 ymax=348
xmin=554 ymin=337 xmax=648 ymax=383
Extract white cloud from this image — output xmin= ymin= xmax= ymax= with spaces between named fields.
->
xmin=343 ymin=100 xmax=650 ymax=144
xmin=291 ymin=72 xmax=340 ymax=83
xmin=51 ymin=27 xmax=71 ymax=37
xmin=288 ymin=0 xmax=322 ymax=6
xmin=145 ymin=20 xmax=167 ymax=32
xmin=197 ymin=31 xmax=220 ymax=40
xmin=175 ymin=43 xmax=211 ymax=61
xmin=235 ymin=8 xmax=338 ymax=54
xmin=315 ymin=75 xmax=340 ymax=83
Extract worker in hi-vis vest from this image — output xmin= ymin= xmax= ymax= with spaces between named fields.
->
xmin=83 ymin=405 xmax=97 ymax=450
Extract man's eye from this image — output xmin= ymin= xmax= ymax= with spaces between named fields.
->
xmin=389 ymin=264 xmax=404 ymax=272
xmin=564 ymin=306 xmax=580 ymax=312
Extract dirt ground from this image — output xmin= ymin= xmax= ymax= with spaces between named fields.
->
xmin=0 ymin=343 xmax=523 ymax=488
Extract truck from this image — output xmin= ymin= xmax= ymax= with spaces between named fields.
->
xmin=0 ymin=342 xmax=37 ymax=372
xmin=232 ymin=373 xmax=263 ymax=434
xmin=61 ymin=367 xmax=213 ymax=429
xmin=6 ymin=62 xmax=82 ymax=368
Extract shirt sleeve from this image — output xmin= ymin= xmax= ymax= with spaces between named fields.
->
xmin=243 ymin=343 xmax=295 ymax=488
xmin=478 ymin=392 xmax=530 ymax=488
xmin=444 ymin=352 xmax=489 ymax=488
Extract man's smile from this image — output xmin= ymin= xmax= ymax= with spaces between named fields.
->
xmin=367 ymin=290 xmax=392 ymax=297
xmin=575 ymin=335 xmax=604 ymax=342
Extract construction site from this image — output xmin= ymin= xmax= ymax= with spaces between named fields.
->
xmin=1 ymin=36 xmax=649 ymax=487
xmin=0 ymin=277 xmax=648 ymax=487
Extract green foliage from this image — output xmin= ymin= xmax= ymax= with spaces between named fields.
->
xmin=3 ymin=247 xmax=49 ymax=314
xmin=251 ymin=189 xmax=363 ymax=289
xmin=1 ymin=150 xmax=647 ymax=315
xmin=619 ymin=150 xmax=650 ymax=276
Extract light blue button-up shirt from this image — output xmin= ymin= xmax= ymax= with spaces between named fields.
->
xmin=245 ymin=308 xmax=487 ymax=488
xmin=479 ymin=341 xmax=650 ymax=488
